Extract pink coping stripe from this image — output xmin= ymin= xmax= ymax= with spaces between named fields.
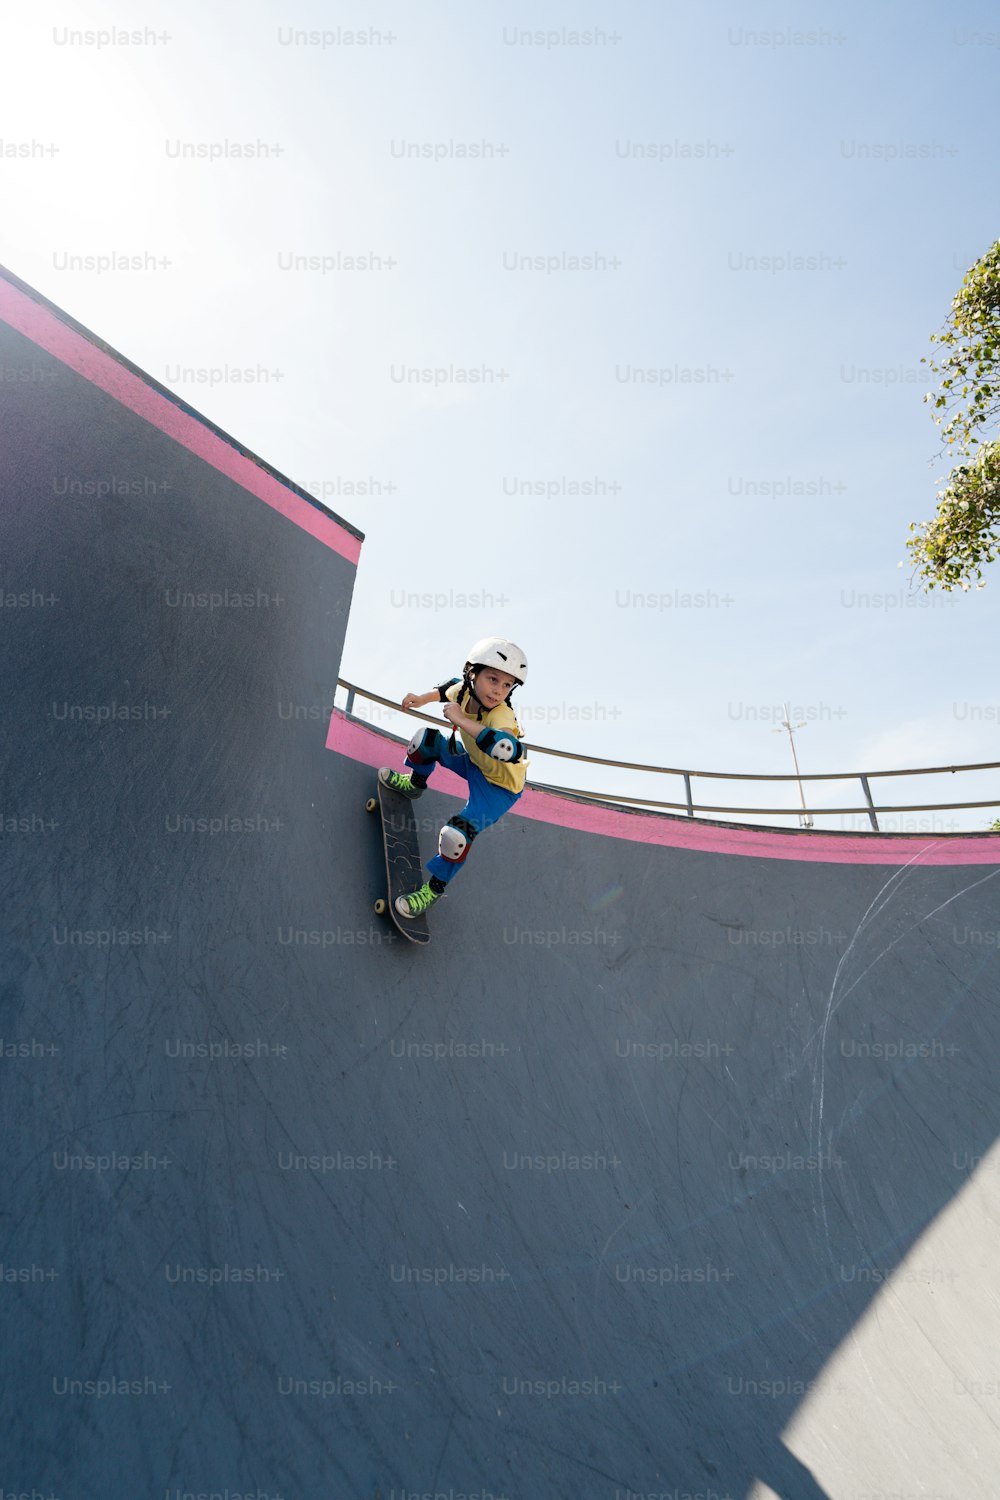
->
xmin=0 ymin=276 xmax=361 ymax=565
xmin=326 ymin=711 xmax=1000 ymax=867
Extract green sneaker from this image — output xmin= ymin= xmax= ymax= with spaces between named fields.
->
xmin=378 ymin=767 xmax=423 ymax=799
xmin=394 ymin=882 xmax=442 ymax=919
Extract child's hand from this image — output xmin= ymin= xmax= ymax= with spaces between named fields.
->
xmin=402 ymin=692 xmax=420 ymax=712
xmin=442 ymin=702 xmax=463 ymax=726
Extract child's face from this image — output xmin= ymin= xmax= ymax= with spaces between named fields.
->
xmin=475 ymin=667 xmax=517 ymax=709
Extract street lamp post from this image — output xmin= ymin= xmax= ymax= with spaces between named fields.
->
xmin=775 ymin=702 xmax=814 ymax=829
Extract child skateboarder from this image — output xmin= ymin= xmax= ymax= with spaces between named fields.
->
xmin=379 ymin=636 xmax=528 ymax=918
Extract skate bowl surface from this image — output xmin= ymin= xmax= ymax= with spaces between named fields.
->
xmin=3 ymin=265 xmax=1000 ymax=1500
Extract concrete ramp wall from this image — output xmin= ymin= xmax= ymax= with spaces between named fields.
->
xmin=2 ymin=266 xmax=999 ymax=1500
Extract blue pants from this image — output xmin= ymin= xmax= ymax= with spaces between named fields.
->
xmin=406 ymin=735 xmax=521 ymax=885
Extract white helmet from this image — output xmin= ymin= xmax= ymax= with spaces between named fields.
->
xmin=465 ymin=636 xmax=528 ymax=686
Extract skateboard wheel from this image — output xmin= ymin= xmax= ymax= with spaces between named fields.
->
xmin=365 ymin=797 xmax=378 ymax=813
xmin=374 ymin=897 xmax=387 ymax=916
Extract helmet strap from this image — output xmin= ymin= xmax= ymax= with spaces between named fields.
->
xmin=463 ymin=665 xmax=487 ymax=718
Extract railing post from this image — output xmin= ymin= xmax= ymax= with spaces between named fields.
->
xmin=345 ymin=686 xmax=356 ymax=716
xmin=860 ymin=775 xmax=879 ymax=832
xmin=683 ymin=773 xmax=694 ymax=818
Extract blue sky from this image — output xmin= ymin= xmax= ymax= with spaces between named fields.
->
xmin=4 ymin=0 xmax=1000 ymax=828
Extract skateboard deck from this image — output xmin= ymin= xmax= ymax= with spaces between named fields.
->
xmin=367 ymin=780 xmax=431 ymax=945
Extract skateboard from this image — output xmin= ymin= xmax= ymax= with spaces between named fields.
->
xmin=366 ymin=780 xmax=431 ymax=945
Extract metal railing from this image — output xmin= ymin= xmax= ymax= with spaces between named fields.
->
xmin=336 ymin=679 xmax=1000 ymax=833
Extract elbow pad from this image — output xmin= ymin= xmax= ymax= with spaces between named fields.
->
xmin=476 ymin=727 xmax=523 ymax=763
xmin=437 ymin=677 xmax=461 ymax=702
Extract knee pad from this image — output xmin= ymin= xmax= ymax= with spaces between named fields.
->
xmin=407 ymin=726 xmax=445 ymax=765
xmin=476 ymin=727 xmax=521 ymax=762
xmin=438 ymin=815 xmax=478 ymax=864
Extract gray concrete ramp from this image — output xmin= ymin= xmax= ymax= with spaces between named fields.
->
xmin=3 ymin=265 xmax=1000 ymax=1499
